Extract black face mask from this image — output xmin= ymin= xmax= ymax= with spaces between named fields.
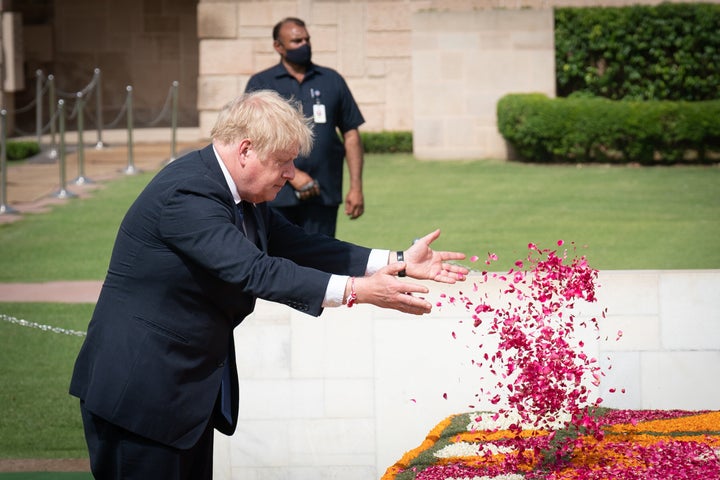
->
xmin=284 ymin=44 xmax=312 ymax=67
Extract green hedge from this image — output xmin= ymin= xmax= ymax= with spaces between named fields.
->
xmin=360 ymin=131 xmax=412 ymax=153
xmin=555 ymin=3 xmax=720 ymax=101
xmin=5 ymin=140 xmax=40 ymax=160
xmin=497 ymin=93 xmax=720 ymax=164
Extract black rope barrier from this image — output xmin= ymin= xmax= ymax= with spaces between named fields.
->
xmin=0 ymin=73 xmax=181 ymax=213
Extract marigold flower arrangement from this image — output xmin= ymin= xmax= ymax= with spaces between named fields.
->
xmin=382 ymin=242 xmax=720 ymax=479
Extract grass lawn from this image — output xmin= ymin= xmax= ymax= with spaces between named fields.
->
xmin=0 ymin=153 xmax=718 ymax=460
xmin=0 ymin=172 xmax=155 ymax=282
xmin=0 ymin=304 xmax=92 ymax=459
xmin=337 ymin=155 xmax=720 ymax=271
xmin=1 ymin=154 xmax=718 ymax=283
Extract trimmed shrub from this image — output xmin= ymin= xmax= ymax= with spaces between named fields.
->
xmin=5 ymin=141 xmax=40 ymax=161
xmin=555 ymin=3 xmax=720 ymax=101
xmin=360 ymin=131 xmax=412 ymax=154
xmin=497 ymin=93 xmax=720 ymax=164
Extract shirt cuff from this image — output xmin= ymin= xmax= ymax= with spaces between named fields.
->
xmin=366 ymin=249 xmax=390 ymax=275
xmin=322 ymin=249 xmax=390 ymax=307
xmin=323 ymin=275 xmax=350 ymax=308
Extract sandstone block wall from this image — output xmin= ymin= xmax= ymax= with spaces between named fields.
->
xmin=4 ymin=0 xmax=715 ymax=155
xmin=196 ymin=0 xmax=714 ymax=159
xmin=411 ymin=9 xmax=555 ymax=160
xmin=196 ymin=0 xmax=425 ymax=139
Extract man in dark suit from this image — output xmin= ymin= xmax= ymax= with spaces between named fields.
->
xmin=70 ymin=90 xmax=468 ymax=479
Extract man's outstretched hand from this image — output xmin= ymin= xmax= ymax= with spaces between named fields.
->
xmin=402 ymin=229 xmax=469 ymax=283
xmin=349 ymin=263 xmax=432 ymax=315
xmin=345 ymin=230 xmax=469 ymax=315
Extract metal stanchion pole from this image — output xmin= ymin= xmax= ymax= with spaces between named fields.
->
xmin=0 ymin=109 xmax=19 ymax=215
xmin=72 ymin=92 xmax=92 ymax=185
xmin=169 ymin=80 xmax=179 ymax=162
xmin=123 ymin=86 xmax=139 ymax=175
xmin=48 ymin=74 xmax=57 ymax=159
xmin=94 ymin=68 xmax=104 ymax=149
xmin=53 ymin=100 xmax=77 ymax=199
xmin=35 ymin=70 xmax=44 ymax=148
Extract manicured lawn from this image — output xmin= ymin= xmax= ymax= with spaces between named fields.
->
xmin=0 ymin=303 xmax=92 ymax=459
xmin=0 ymin=172 xmax=154 ymax=282
xmin=0 ymin=154 xmax=718 ymax=460
xmin=1 ymin=154 xmax=718 ymax=283
xmin=337 ymin=155 xmax=720 ymax=271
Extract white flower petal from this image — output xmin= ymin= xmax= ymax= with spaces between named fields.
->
xmin=434 ymin=441 xmax=515 ymax=458
xmin=465 ymin=411 xmax=572 ymax=432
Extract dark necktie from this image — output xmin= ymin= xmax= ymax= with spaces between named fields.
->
xmin=236 ymin=201 xmax=258 ymax=246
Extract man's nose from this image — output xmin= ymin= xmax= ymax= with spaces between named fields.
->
xmin=285 ymin=164 xmax=295 ymax=180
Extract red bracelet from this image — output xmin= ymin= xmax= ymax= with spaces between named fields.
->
xmin=346 ymin=277 xmax=357 ymax=308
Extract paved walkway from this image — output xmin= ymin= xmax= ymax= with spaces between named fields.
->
xmin=0 ymin=281 xmax=103 ymax=303
xmin=1 ymin=128 xmax=203 ymax=223
xmin=0 ymin=458 xmax=90 ymax=473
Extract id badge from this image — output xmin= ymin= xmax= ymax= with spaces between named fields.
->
xmin=313 ymin=104 xmax=327 ymax=124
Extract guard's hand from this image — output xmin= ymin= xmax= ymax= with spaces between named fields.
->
xmin=403 ymin=229 xmax=469 ymax=283
xmin=290 ymin=170 xmax=321 ymax=200
xmin=289 ymin=170 xmax=313 ymax=190
xmin=344 ymin=188 xmax=364 ymax=219
xmin=294 ymin=179 xmax=320 ymax=200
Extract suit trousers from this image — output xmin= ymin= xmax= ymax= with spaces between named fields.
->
xmin=80 ymin=401 xmax=214 ymax=480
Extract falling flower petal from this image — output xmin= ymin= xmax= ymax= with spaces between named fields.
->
xmin=435 ymin=241 xmax=609 ymax=460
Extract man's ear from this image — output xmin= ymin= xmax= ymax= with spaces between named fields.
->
xmin=273 ymin=40 xmax=284 ymax=55
xmin=237 ymin=139 xmax=252 ymax=166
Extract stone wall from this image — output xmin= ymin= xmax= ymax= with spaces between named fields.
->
xmin=196 ymin=0 xmax=423 ymax=138
xmin=197 ymin=0 xmax=717 ymax=159
xmin=4 ymin=0 xmax=717 ymax=156
xmin=2 ymin=0 xmax=199 ymax=135
xmin=212 ymin=269 xmax=720 ymax=479
xmin=412 ymin=9 xmax=555 ymax=159
xmin=51 ymin=0 xmax=199 ymax=127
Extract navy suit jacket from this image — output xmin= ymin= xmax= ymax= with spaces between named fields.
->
xmin=70 ymin=145 xmax=371 ymax=448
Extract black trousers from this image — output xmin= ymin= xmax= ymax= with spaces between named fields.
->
xmin=80 ymin=402 xmax=214 ymax=480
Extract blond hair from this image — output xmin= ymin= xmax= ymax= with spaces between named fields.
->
xmin=211 ymin=90 xmax=313 ymax=158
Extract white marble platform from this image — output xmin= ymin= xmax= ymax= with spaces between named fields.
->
xmin=214 ymin=270 xmax=720 ymax=479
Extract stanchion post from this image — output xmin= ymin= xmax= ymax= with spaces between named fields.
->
xmin=94 ymin=68 xmax=104 ymax=149
xmin=52 ymin=100 xmax=77 ymax=199
xmin=170 ymin=80 xmax=179 ymax=162
xmin=0 ymin=109 xmax=19 ymax=215
xmin=123 ymin=86 xmax=139 ymax=175
xmin=35 ymin=70 xmax=43 ymax=148
xmin=72 ymin=92 xmax=92 ymax=185
xmin=48 ymin=74 xmax=57 ymax=159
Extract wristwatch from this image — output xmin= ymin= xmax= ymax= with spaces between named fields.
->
xmin=397 ymin=251 xmax=406 ymax=277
